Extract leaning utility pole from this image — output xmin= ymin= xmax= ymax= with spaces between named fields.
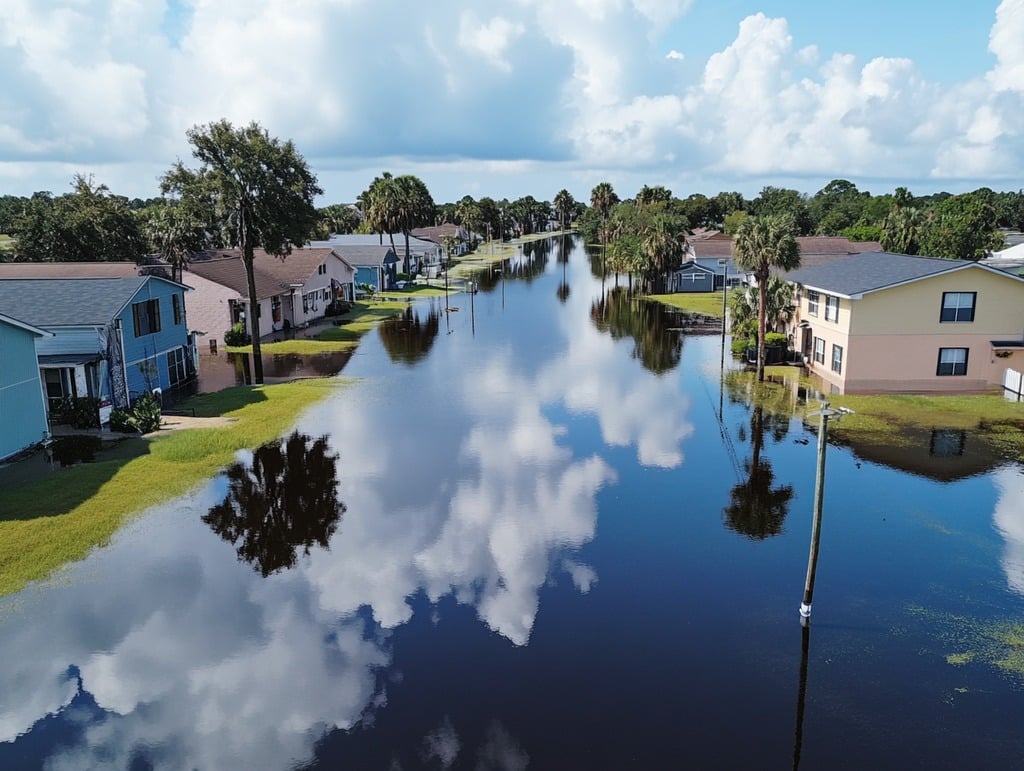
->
xmin=799 ymin=401 xmax=848 ymax=622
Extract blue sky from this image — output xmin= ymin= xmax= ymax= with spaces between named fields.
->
xmin=1 ymin=0 xmax=1021 ymax=207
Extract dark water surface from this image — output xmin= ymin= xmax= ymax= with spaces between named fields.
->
xmin=2 ymin=236 xmax=1023 ymax=770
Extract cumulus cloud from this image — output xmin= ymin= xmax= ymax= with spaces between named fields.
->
xmin=0 ymin=1 xmax=1021 ymax=202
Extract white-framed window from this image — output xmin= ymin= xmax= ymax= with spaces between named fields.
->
xmin=166 ymin=347 xmax=188 ymax=386
xmin=937 ymin=347 xmax=968 ymax=376
xmin=940 ymin=292 xmax=975 ymax=323
xmin=807 ymin=291 xmax=819 ymax=316
xmin=813 ymin=336 xmax=825 ymax=365
xmin=831 ymin=344 xmax=843 ymax=374
xmin=824 ymin=295 xmax=839 ymax=322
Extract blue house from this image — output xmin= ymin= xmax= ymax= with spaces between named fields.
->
xmin=0 ymin=276 xmax=195 ymax=422
xmin=667 ymin=257 xmax=744 ymax=293
xmin=308 ymin=241 xmax=399 ymax=292
xmin=0 ymin=313 xmax=51 ymax=460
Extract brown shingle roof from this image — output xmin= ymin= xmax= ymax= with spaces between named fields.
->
xmin=0 ymin=262 xmax=142 ymax=279
xmin=692 ymin=235 xmax=883 ymax=271
xmin=187 ymin=248 xmax=343 ymax=299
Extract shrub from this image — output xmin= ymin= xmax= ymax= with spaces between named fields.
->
xmin=223 ymin=322 xmax=250 ymax=346
xmin=109 ymin=392 xmax=162 ymax=434
xmin=731 ymin=337 xmax=754 ymax=356
xmin=765 ymin=332 xmax=789 ymax=347
xmin=53 ymin=396 xmax=101 ymax=429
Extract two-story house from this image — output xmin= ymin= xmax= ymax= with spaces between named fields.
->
xmin=0 ymin=313 xmax=51 ymax=460
xmin=785 ymin=252 xmax=1024 ymax=394
xmin=0 ymin=276 xmax=195 ymax=421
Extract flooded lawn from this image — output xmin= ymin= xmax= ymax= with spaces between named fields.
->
xmin=1 ymin=236 xmax=1022 ymax=769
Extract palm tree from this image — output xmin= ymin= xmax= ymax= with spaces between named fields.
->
xmin=639 ymin=215 xmax=688 ymax=293
xmin=880 ymin=206 xmax=925 ymax=254
xmin=729 ymin=276 xmax=795 ymax=338
xmin=553 ymin=189 xmax=575 ymax=230
xmin=724 ymin=405 xmax=794 ymax=539
xmin=395 ymin=175 xmax=435 ymax=275
xmin=362 ymin=172 xmax=402 ymax=255
xmin=590 ymin=182 xmax=619 ymax=272
xmin=147 ymin=202 xmax=205 ymax=283
xmin=732 ymin=214 xmax=800 ymax=381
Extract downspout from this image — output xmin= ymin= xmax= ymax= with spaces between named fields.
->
xmin=116 ymin=318 xmax=130 ymax=407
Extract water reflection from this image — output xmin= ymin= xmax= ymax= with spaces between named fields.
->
xmin=724 ymin=405 xmax=794 ymax=539
xmin=992 ymin=466 xmax=1024 ymax=596
xmin=378 ymin=306 xmax=440 ymax=366
xmin=590 ymin=288 xmax=683 ymax=374
xmin=203 ymin=431 xmax=345 ymax=577
xmin=197 ymin=349 xmax=355 ymax=391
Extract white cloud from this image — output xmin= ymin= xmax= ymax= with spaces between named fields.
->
xmin=0 ymin=1 xmax=1021 ymax=202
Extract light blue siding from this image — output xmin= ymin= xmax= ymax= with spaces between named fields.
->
xmin=0 ymin=320 xmax=48 ymax=460
xmin=119 ymin=279 xmax=191 ymax=397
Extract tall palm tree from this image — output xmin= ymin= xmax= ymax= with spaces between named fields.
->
xmin=395 ymin=174 xmax=435 ymax=275
xmin=732 ymin=214 xmax=800 ymax=382
xmin=147 ymin=202 xmax=205 ymax=283
xmin=362 ymin=172 xmax=402 ymax=255
xmin=880 ymin=206 xmax=925 ymax=254
xmin=553 ymin=189 xmax=575 ymax=230
xmin=590 ymin=182 xmax=619 ymax=273
xmin=639 ymin=215 xmax=688 ymax=293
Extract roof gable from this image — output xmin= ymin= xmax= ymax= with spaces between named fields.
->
xmin=0 ymin=276 xmax=154 ymax=327
xmin=786 ymin=251 xmax=1024 ymax=298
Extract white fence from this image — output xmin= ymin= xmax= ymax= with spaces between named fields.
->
xmin=1004 ymin=367 xmax=1023 ymax=401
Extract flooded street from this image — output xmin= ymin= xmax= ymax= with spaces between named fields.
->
xmin=1 ymin=236 xmax=1022 ymax=769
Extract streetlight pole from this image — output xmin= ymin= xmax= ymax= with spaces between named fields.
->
xmin=799 ymin=401 xmax=848 ymax=622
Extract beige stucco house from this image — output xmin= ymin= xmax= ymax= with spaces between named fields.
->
xmin=785 ymin=251 xmax=1024 ymax=394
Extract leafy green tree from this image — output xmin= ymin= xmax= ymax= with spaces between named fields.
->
xmin=809 ymin=179 xmax=868 ymax=235
xmin=713 ymin=191 xmax=748 ymax=223
xmin=162 ymin=120 xmax=322 ymax=385
xmin=679 ymin=193 xmax=721 ymax=230
xmin=10 ymin=175 xmax=145 ymax=262
xmin=732 ymin=214 xmax=800 ymax=382
xmin=553 ymin=189 xmax=576 ymax=230
xmin=919 ymin=192 xmax=1005 ymax=260
xmin=752 ymin=186 xmax=813 ymax=234
xmin=316 ymin=203 xmax=360 ymax=237
xmin=722 ymin=209 xmax=750 ymax=235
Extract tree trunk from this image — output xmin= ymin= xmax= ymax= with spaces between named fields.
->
xmin=757 ymin=272 xmax=767 ymax=382
xmin=244 ymin=245 xmax=264 ymax=385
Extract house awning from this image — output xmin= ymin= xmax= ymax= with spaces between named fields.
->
xmin=991 ymin=340 xmax=1024 ymax=349
xmin=38 ymin=353 xmax=102 ymax=367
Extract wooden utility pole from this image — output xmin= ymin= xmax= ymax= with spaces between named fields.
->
xmin=799 ymin=402 xmax=845 ymax=621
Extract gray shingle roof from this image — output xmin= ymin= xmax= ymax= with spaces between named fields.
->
xmin=0 ymin=277 xmax=151 ymax=327
xmin=785 ymin=251 xmax=1019 ymax=297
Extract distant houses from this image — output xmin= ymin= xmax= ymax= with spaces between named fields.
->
xmin=185 ymin=247 xmax=357 ymax=346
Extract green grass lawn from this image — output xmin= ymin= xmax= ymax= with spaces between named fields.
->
xmin=0 ymin=378 xmax=346 ymax=598
xmin=225 ymin=299 xmax=410 ymax=355
xmin=648 ymin=292 xmax=727 ymax=317
xmin=0 ymin=234 xmax=15 ymax=255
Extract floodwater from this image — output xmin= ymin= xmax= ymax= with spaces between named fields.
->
xmin=1 ymin=236 xmax=1023 ymax=770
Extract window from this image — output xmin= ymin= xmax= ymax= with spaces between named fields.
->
xmin=824 ymin=295 xmax=839 ymax=322
xmin=807 ymin=291 xmax=819 ymax=316
xmin=318 ymin=263 xmax=326 ymax=275
xmin=831 ymin=344 xmax=843 ymax=374
xmin=166 ymin=347 xmax=188 ymax=386
xmin=132 ymin=299 xmax=161 ymax=337
xmin=172 ymin=294 xmax=182 ymax=325
xmin=937 ymin=347 xmax=969 ymax=376
xmin=813 ymin=336 xmax=825 ymax=364
xmin=940 ymin=292 xmax=975 ymax=322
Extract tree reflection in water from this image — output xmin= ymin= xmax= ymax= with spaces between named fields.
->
xmin=590 ymin=287 xmax=683 ymax=374
xmin=724 ymin=404 xmax=794 ymax=539
xmin=203 ymin=432 xmax=345 ymax=577
xmin=378 ymin=306 xmax=440 ymax=366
